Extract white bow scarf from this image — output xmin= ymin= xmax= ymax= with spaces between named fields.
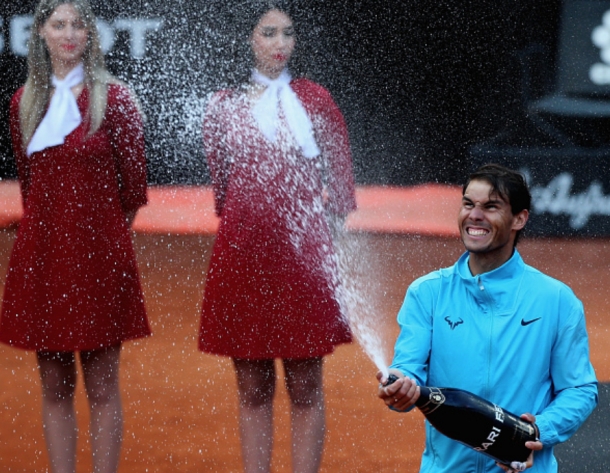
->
xmin=251 ymin=69 xmax=321 ymax=159
xmin=27 ymin=63 xmax=85 ymax=157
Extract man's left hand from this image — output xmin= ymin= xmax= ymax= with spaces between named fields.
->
xmin=496 ymin=413 xmax=543 ymax=473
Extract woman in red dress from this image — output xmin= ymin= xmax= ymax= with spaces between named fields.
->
xmin=199 ymin=2 xmax=357 ymax=472
xmin=0 ymin=1 xmax=150 ymax=472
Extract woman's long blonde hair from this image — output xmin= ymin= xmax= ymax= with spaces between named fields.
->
xmin=20 ymin=0 xmax=118 ymax=147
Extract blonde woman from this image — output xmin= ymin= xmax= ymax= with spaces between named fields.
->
xmin=0 ymin=1 xmax=150 ymax=472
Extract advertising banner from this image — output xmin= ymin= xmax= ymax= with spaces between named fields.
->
xmin=0 ymin=1 xmax=273 ymax=183
xmin=470 ymin=146 xmax=610 ymax=237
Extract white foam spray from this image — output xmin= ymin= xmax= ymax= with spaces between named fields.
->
xmin=333 ymin=230 xmax=390 ymax=379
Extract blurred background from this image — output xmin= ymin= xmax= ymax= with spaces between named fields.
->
xmin=0 ymin=0 xmax=566 ymax=186
xmin=4 ymin=0 xmax=609 ymax=237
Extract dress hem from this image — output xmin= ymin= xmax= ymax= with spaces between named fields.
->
xmin=198 ymin=339 xmax=352 ymax=360
xmin=0 ymin=332 xmax=152 ymax=352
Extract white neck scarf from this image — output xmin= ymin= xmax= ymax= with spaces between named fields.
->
xmin=251 ymin=69 xmax=320 ymax=159
xmin=27 ymin=63 xmax=85 ymax=157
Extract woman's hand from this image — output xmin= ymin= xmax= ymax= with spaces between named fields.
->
xmin=125 ymin=210 xmax=137 ymax=228
xmin=327 ymin=213 xmax=347 ymax=238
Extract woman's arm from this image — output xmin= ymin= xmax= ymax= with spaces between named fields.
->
xmin=203 ymin=90 xmax=232 ymax=217
xmin=9 ymin=88 xmax=31 ymax=207
xmin=303 ymin=81 xmax=357 ymax=216
xmin=105 ymin=84 xmax=148 ymax=223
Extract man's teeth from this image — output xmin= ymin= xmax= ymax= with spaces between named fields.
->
xmin=468 ymin=228 xmax=488 ymax=236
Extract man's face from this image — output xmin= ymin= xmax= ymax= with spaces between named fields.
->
xmin=459 ymin=179 xmax=521 ymax=257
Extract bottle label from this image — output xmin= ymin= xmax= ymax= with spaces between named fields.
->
xmin=418 ymin=387 xmax=446 ymax=414
xmin=473 ymin=404 xmax=505 ymax=453
xmin=474 ymin=425 xmax=502 ymax=453
xmin=473 ymin=403 xmax=535 ymax=458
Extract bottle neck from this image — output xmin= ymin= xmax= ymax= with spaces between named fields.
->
xmin=416 ymin=386 xmax=445 ymax=415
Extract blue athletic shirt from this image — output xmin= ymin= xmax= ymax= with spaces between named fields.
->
xmin=390 ymin=250 xmax=598 ymax=473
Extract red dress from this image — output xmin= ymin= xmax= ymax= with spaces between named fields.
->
xmin=0 ymin=84 xmax=151 ymax=351
xmin=199 ymin=79 xmax=357 ymax=359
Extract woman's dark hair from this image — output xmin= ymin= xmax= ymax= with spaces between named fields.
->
xmin=463 ymin=163 xmax=532 ymax=246
xmin=220 ymin=0 xmax=307 ymax=87
xmin=242 ymin=1 xmax=297 ymax=37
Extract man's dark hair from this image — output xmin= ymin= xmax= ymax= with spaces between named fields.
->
xmin=463 ymin=163 xmax=531 ymax=246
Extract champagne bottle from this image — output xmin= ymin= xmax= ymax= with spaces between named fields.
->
xmin=385 ymin=374 xmax=538 ymax=465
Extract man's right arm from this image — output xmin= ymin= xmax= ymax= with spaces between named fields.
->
xmin=377 ymin=276 xmax=437 ymax=412
xmin=377 ymin=370 xmax=421 ymax=411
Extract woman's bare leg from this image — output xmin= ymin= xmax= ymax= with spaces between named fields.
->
xmin=233 ymin=358 xmax=276 ymax=473
xmin=37 ymin=351 xmax=78 ymax=473
xmin=283 ymin=357 xmax=325 ymax=473
xmin=80 ymin=344 xmax=122 ymax=473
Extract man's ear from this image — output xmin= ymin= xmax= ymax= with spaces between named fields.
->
xmin=512 ymin=209 xmax=529 ymax=231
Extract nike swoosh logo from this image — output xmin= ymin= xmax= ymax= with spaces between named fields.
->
xmin=521 ymin=317 xmax=541 ymax=326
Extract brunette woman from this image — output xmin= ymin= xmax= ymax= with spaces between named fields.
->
xmin=0 ymin=1 xmax=150 ymax=472
xmin=199 ymin=2 xmax=356 ymax=472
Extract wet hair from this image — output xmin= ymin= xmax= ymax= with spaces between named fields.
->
xmin=463 ymin=163 xmax=531 ymax=246
xmin=19 ymin=0 xmax=119 ymax=146
xmin=223 ymin=0 xmax=305 ymax=87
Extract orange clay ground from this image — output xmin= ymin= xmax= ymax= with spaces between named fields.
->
xmin=0 ymin=183 xmax=608 ymax=472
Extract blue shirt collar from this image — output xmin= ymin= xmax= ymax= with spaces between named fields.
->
xmin=456 ymin=248 xmax=524 ymax=282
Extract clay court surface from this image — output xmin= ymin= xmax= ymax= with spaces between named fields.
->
xmin=0 ymin=184 xmax=609 ymax=472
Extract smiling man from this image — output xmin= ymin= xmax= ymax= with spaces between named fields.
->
xmin=377 ymin=164 xmax=598 ymax=473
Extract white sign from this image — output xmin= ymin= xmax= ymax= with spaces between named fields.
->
xmin=1 ymin=15 xmax=163 ymax=58
xmin=590 ymin=10 xmax=610 ymax=84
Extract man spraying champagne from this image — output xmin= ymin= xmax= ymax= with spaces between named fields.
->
xmin=377 ymin=164 xmax=598 ymax=473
